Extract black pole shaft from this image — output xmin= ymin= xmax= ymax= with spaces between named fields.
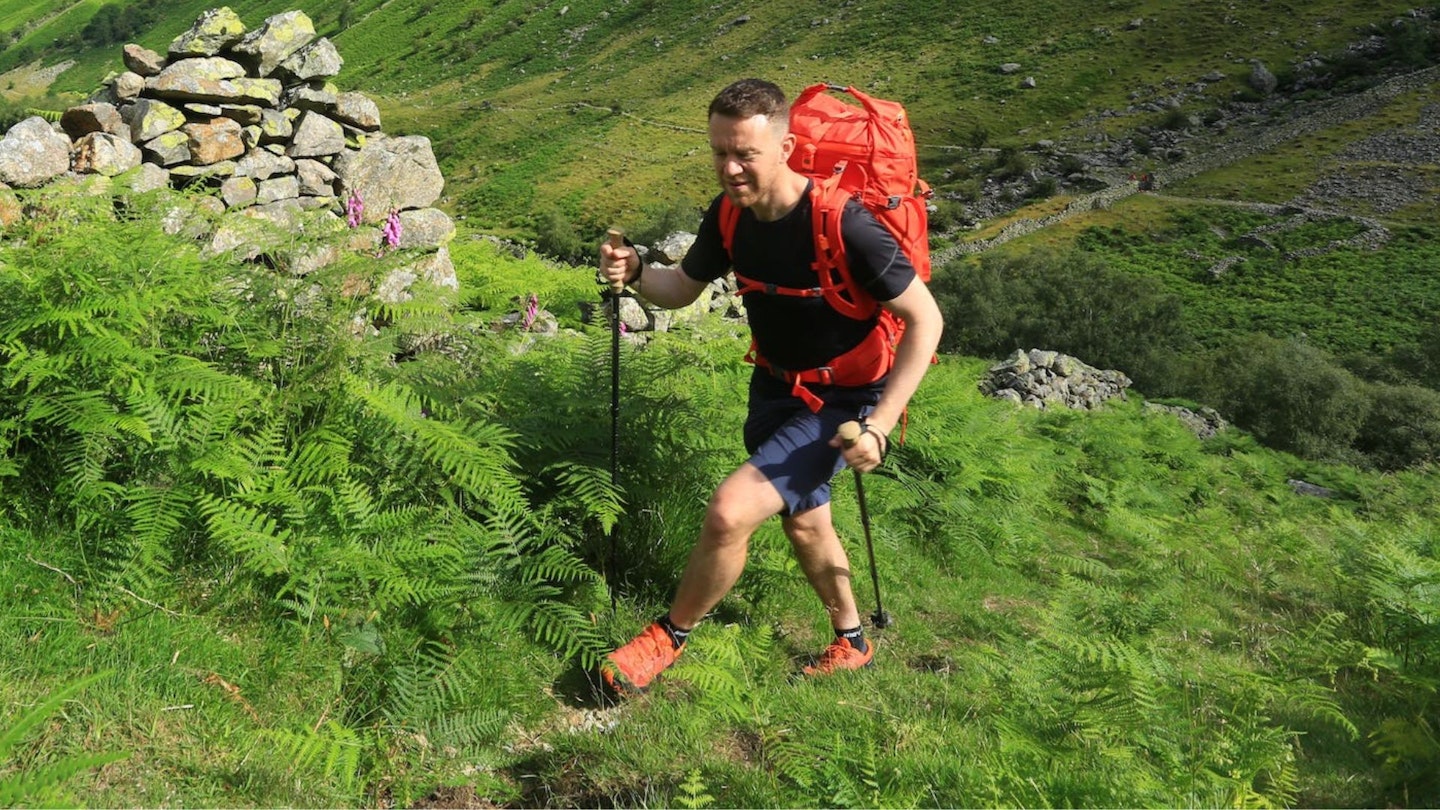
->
xmin=850 ymin=468 xmax=886 ymax=624
xmin=609 ymin=288 xmax=621 ymax=615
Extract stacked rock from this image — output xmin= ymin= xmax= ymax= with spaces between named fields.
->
xmin=0 ymin=7 xmax=455 ymax=297
xmin=980 ymin=349 xmax=1133 ymax=410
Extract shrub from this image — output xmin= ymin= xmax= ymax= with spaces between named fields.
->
xmin=628 ymin=198 xmax=703 ymax=248
xmin=1205 ymin=335 xmax=1370 ymax=461
xmin=930 ymin=247 xmax=1190 ymax=391
xmin=990 ymin=146 xmax=1031 ymax=181
xmin=533 ymin=205 xmax=587 ymax=263
xmin=1355 ymin=383 xmax=1440 ymax=471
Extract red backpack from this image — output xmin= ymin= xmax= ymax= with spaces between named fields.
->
xmin=719 ymin=83 xmax=932 ymax=413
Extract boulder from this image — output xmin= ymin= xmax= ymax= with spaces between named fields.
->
xmin=650 ymin=231 xmax=695 ymax=264
xmin=142 ymin=130 xmax=192 ymax=166
xmin=168 ymin=7 xmax=246 ymax=57
xmin=184 ymin=118 xmax=246 ymax=165
xmin=294 ymin=158 xmax=337 ymax=196
xmin=0 ymin=118 xmax=72 ymax=188
xmin=234 ymin=147 xmax=295 ymax=180
xmin=61 ymin=103 xmax=126 ymax=140
xmin=72 ymin=132 xmax=143 ymax=176
xmin=123 ymin=98 xmax=186 ymax=142
xmin=1249 ymin=60 xmax=1278 ymax=95
xmin=111 ymin=71 xmax=146 ymax=101
xmin=288 ymin=111 xmax=344 ymax=157
xmin=257 ymin=175 xmax=300 ymax=205
xmin=230 ymin=10 xmax=316 ymax=77
xmin=122 ymin=44 xmax=166 ymax=76
xmin=332 ymin=92 xmax=381 ymax=131
xmin=279 ymin=38 xmax=343 ymax=82
xmin=395 ymin=207 xmax=456 ymax=249
xmin=332 ymin=136 xmax=444 ymax=224
xmin=146 ymin=58 xmax=282 ymax=106
xmin=220 ymin=176 xmax=258 ymax=208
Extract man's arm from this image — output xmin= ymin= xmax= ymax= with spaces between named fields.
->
xmin=598 ymin=242 xmax=709 ymax=309
xmin=834 ymin=276 xmax=944 ymax=472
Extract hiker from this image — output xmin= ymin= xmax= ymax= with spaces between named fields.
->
xmin=596 ymin=78 xmax=943 ymax=694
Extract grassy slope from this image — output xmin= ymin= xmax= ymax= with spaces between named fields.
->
xmin=13 ymin=0 xmax=1428 ymax=235
xmin=4 ymin=331 xmax=1436 ymax=806
xmin=0 ymin=2 xmax=1437 ymax=807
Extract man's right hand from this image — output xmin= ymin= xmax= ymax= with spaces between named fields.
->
xmin=598 ymin=239 xmax=637 ymax=289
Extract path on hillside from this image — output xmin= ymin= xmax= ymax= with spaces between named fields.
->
xmin=932 ymin=64 xmax=1440 ymax=262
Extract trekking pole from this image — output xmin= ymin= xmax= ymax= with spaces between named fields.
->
xmin=605 ymin=229 xmax=626 ymax=615
xmin=838 ymin=421 xmax=893 ymax=629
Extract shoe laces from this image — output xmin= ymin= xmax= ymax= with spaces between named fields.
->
xmin=614 ymin=623 xmax=678 ymax=679
xmin=813 ymin=637 xmax=862 ymax=672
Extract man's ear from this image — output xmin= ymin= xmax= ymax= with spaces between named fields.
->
xmin=780 ymin=131 xmax=797 ymax=162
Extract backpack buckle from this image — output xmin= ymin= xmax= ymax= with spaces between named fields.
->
xmin=887 ymin=195 xmax=901 ymax=210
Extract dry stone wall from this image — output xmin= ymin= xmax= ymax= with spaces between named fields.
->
xmin=0 ymin=7 xmax=456 ymax=301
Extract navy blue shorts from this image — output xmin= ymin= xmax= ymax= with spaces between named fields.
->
xmin=743 ymin=371 xmax=881 ymax=515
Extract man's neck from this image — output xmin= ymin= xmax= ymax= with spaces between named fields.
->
xmin=750 ymin=170 xmax=810 ymax=222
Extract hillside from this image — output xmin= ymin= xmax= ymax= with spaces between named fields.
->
xmin=4 ymin=1 xmax=1437 ymax=239
xmin=0 ymin=2 xmax=1438 ymax=808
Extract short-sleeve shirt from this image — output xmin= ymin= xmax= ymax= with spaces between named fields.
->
xmin=681 ymin=183 xmax=916 ymax=373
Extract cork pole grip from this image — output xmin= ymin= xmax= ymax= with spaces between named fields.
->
xmin=606 ymin=228 xmax=627 ymax=293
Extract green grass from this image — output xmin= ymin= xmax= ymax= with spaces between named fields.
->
xmin=8 ymin=0 xmax=1430 ymax=239
xmin=1052 ymin=198 xmax=1440 ymax=358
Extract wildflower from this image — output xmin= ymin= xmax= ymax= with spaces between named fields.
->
xmin=522 ymin=293 xmax=539 ymax=330
xmin=382 ymin=209 xmax=403 ymax=250
xmin=345 ymin=191 xmax=364 ymax=228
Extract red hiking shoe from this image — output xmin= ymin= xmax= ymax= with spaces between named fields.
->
xmin=601 ymin=622 xmax=684 ymax=695
xmin=803 ymin=636 xmax=875 ymax=676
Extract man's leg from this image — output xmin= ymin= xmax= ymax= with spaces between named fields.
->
xmin=781 ymin=504 xmax=862 ymax=630
xmin=668 ymin=461 xmax=786 ymax=628
xmin=785 ymin=504 xmax=876 ymax=675
xmin=602 ymin=461 xmax=783 ymax=694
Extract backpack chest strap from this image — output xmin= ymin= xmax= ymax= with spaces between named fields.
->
xmin=732 ymin=271 xmax=824 ymax=299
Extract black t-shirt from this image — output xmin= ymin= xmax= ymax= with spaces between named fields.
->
xmin=682 ymin=184 xmax=917 ymax=372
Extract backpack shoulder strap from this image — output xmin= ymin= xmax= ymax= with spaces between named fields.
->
xmin=718 ymin=196 xmax=741 ymax=258
xmin=811 ymin=171 xmax=878 ymax=321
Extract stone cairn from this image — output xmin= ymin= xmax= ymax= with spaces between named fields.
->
xmin=0 ymin=7 xmax=455 ymax=302
xmin=980 ymin=349 xmax=1132 ymax=410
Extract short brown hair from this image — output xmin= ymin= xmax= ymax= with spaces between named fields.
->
xmin=708 ymin=78 xmax=789 ymax=128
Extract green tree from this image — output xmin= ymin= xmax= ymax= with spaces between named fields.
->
xmin=1355 ymin=383 xmax=1440 ymax=470
xmin=1206 ymin=334 xmax=1370 ymax=461
xmin=930 ymin=247 xmax=1191 ymax=391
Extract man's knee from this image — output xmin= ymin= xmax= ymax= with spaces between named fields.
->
xmin=702 ymin=489 xmax=763 ymax=545
xmin=783 ymin=511 xmax=835 ymax=550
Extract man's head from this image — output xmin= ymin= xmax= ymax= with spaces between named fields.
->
xmin=708 ymin=78 xmax=790 ymax=132
xmin=707 ymin=79 xmax=798 ymax=214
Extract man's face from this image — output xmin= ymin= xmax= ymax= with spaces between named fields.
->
xmin=708 ymin=113 xmax=793 ymax=209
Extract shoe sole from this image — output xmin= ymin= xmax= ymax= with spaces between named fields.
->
xmin=599 ymin=663 xmax=650 ymax=697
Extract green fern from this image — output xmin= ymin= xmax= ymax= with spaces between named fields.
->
xmin=0 ymin=672 xmax=128 ymax=806
xmin=675 ymin=769 xmax=715 ymax=809
xmin=262 ymin=721 xmax=366 ymax=797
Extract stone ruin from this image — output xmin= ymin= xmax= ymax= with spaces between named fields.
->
xmin=0 ymin=7 xmax=455 ymax=302
xmin=980 ymin=349 xmax=1133 ymax=410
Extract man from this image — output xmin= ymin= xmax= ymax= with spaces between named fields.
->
xmin=597 ymin=78 xmax=943 ymax=695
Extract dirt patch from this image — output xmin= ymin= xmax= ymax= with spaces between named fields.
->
xmin=409 ymin=784 xmax=501 ymax=809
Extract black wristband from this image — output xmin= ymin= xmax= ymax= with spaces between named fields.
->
xmin=858 ymin=418 xmax=888 ymax=461
xmin=624 ymin=238 xmax=644 ymax=285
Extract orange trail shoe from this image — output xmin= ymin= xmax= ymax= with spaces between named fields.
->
xmin=601 ymin=621 xmax=684 ymax=695
xmin=803 ymin=636 xmax=875 ymax=676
